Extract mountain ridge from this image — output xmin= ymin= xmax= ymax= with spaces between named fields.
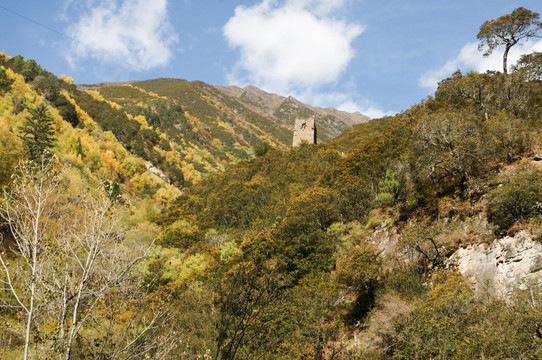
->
xmin=76 ymin=79 xmax=370 ymax=143
xmin=215 ymin=84 xmax=370 ymax=140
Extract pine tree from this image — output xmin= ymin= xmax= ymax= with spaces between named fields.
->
xmin=18 ymin=103 xmax=56 ymax=160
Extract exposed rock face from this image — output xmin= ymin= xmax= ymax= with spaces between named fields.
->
xmin=145 ymin=161 xmax=169 ymax=183
xmin=447 ymin=231 xmax=542 ymax=298
xmin=369 ymin=227 xmax=400 ymax=259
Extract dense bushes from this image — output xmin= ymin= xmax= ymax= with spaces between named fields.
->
xmin=486 ymin=165 xmax=542 ymax=233
xmin=5 ymin=45 xmax=542 ymax=358
xmin=391 ymin=271 xmax=542 ymax=359
xmin=150 ymin=64 xmax=542 ymax=358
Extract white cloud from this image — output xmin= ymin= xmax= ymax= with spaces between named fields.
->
xmin=420 ymin=39 xmax=542 ymax=91
xmin=65 ymin=0 xmax=178 ymax=70
xmin=292 ymin=89 xmax=397 ymax=119
xmin=338 ymin=101 xmax=396 ymax=119
xmin=223 ymin=0 xmax=363 ymax=95
xmin=334 ymin=98 xmax=396 ymax=119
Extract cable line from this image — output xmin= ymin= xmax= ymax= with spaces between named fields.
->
xmin=0 ymin=4 xmax=161 ymax=79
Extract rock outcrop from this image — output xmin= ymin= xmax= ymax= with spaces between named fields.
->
xmin=447 ymin=231 xmax=542 ymax=298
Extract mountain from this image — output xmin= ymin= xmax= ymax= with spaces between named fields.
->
xmin=82 ymin=79 xmax=293 ymax=183
xmin=215 ymin=84 xmax=370 ymax=141
xmin=4 ymin=43 xmax=542 ymax=359
xmin=78 ymin=79 xmax=369 ymax=182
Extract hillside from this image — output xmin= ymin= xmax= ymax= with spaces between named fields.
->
xmin=155 ymin=64 xmax=542 ymax=358
xmin=77 ymin=79 xmax=368 ymax=182
xmin=83 ymin=79 xmax=292 ymax=183
xmin=329 ymin=116 xmax=394 ymax=152
xmin=3 ymin=45 xmax=542 ymax=359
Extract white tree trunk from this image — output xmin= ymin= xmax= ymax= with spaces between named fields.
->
xmin=0 ymin=158 xmax=60 ymax=360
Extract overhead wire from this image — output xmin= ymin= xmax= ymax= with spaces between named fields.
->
xmin=0 ymin=4 xmax=161 ymax=79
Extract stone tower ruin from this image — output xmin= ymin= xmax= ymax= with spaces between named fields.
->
xmin=292 ymin=117 xmax=317 ymax=146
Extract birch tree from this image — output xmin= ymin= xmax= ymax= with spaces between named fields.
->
xmin=49 ymin=189 xmax=131 ymax=359
xmin=0 ymin=157 xmax=61 ymax=360
xmin=47 ymin=189 xmax=179 ymax=360
xmin=1 ymin=159 xmax=181 ymax=359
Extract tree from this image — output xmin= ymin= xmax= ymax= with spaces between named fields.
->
xmin=486 ymin=164 xmax=542 ymax=233
xmin=31 ymin=74 xmax=60 ymax=102
xmin=10 ymin=56 xmax=45 ymax=82
xmin=477 ymin=7 xmax=542 ymax=73
xmin=393 ymin=271 xmax=474 ymax=359
xmin=0 ymin=128 xmax=23 ymax=189
xmin=0 ymin=160 xmax=181 ymax=359
xmin=408 ymin=110 xmax=491 ymax=198
xmin=0 ymin=66 xmax=14 ymax=94
xmin=486 ymin=112 xmax=530 ymax=163
xmin=48 ymin=188 xmax=130 ymax=360
xmin=432 ymin=69 xmax=542 ymax=122
xmin=214 ymin=259 xmax=284 ymax=360
xmin=512 ymin=51 xmax=542 ymax=80
xmin=334 ymin=241 xmax=381 ymax=323
xmin=18 ymin=103 xmax=56 ymax=160
xmin=0 ymin=158 xmax=61 ymax=360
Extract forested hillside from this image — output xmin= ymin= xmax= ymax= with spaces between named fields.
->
xmin=3 ymin=21 xmax=542 ymax=360
xmin=79 ymin=78 xmax=368 ymax=182
xmin=154 ymin=54 xmax=542 ymax=359
xmin=95 ymin=79 xmax=292 ymax=173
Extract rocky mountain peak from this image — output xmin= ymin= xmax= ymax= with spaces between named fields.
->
xmin=215 ymin=84 xmax=370 ymax=141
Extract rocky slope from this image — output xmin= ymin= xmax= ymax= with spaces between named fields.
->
xmin=215 ymin=84 xmax=370 ymax=141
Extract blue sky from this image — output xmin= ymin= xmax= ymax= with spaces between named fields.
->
xmin=1 ymin=1 xmax=541 ymax=118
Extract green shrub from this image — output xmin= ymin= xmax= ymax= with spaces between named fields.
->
xmin=486 ymin=165 xmax=542 ymax=233
xmin=159 ymin=219 xmax=204 ymax=249
xmin=384 ymin=266 xmax=426 ymax=301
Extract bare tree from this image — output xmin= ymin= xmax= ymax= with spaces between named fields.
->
xmin=1 ymin=159 xmax=181 ymax=359
xmin=51 ymin=190 xmax=137 ymax=360
xmin=40 ymin=184 xmax=170 ymax=360
xmin=0 ymin=157 xmax=61 ymax=360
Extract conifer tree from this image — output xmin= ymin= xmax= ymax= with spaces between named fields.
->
xmin=18 ymin=103 xmax=56 ymax=160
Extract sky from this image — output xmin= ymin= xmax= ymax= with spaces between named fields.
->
xmin=1 ymin=1 xmax=542 ymax=118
